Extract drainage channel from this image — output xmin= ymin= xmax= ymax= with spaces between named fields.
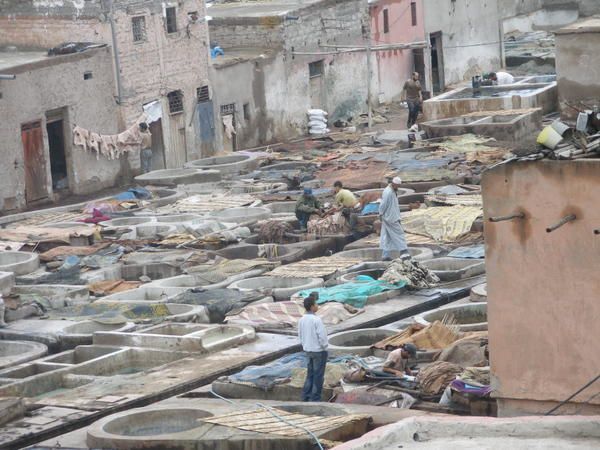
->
xmin=11 ymin=277 xmax=481 ymax=449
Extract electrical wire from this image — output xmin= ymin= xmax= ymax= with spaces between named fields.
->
xmin=209 ymin=388 xmax=325 ymax=450
xmin=544 ymin=374 xmax=600 ymax=416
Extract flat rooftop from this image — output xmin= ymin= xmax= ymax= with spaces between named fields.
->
xmin=208 ymin=0 xmax=322 ymax=19
xmin=556 ymin=15 xmax=600 ymax=34
xmin=0 ymin=50 xmax=48 ymax=72
xmin=211 ymin=48 xmax=276 ymax=68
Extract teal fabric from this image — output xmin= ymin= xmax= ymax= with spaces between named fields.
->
xmin=295 ymin=276 xmax=406 ymax=308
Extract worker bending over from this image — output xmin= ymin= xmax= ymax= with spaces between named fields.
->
xmin=295 ymin=187 xmax=322 ymax=230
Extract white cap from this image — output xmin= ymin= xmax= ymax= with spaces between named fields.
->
xmin=392 ymin=176 xmax=402 ymax=185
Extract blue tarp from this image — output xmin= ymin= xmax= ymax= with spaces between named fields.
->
xmin=447 ymin=245 xmax=485 ymax=259
xmin=295 ymin=276 xmax=406 ymax=308
xmin=114 ymin=187 xmax=152 ymax=201
xmin=361 ymin=202 xmax=379 ymax=215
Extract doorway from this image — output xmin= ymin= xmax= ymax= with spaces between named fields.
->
xmin=412 ymin=48 xmax=428 ymax=99
xmin=309 ymin=60 xmax=325 ymax=109
xmin=430 ymin=32 xmax=445 ymax=94
xmin=220 ymin=103 xmax=236 ymax=152
xmin=21 ymin=121 xmax=48 ymax=203
xmin=149 ymin=119 xmax=166 ymax=170
xmin=46 ymin=114 xmax=69 ymax=191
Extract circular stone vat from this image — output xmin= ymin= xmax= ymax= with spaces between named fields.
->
xmin=43 ymin=221 xmax=95 ymax=228
xmin=154 ymin=214 xmax=204 ymax=223
xmin=277 ymin=404 xmax=348 ymax=417
xmin=102 ymin=217 xmax=154 ymax=228
xmin=133 ymin=224 xmax=176 ymax=239
xmin=185 ymin=154 xmax=257 ymax=174
xmin=339 ymin=268 xmax=386 ymax=283
xmin=228 ymin=276 xmax=323 ymax=301
xmin=88 ymin=408 xmax=213 ymax=449
xmin=0 ymin=251 xmax=40 ymax=275
xmin=258 ymin=162 xmax=312 ymax=172
xmin=215 ymin=244 xmax=304 ymax=264
xmin=470 ymin=283 xmax=487 ymax=302
xmin=334 ymin=247 xmax=433 ymax=262
xmin=265 ymin=201 xmax=296 ymax=215
xmin=209 ymin=207 xmax=271 ymax=224
xmin=415 ymin=302 xmax=487 ymax=332
xmin=135 ymin=168 xmax=221 ymax=186
xmin=328 ymin=328 xmax=399 ymax=357
xmin=420 ymin=257 xmax=485 ymax=281
xmin=0 ymin=340 xmax=48 ymax=370
xmin=146 ymin=188 xmax=184 ymax=207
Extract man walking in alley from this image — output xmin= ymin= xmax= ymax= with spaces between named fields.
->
xmin=402 ymin=72 xmax=423 ymax=128
xmin=139 ymin=122 xmax=153 ymax=174
xmin=298 ymin=292 xmax=328 ymax=402
xmin=379 ymin=176 xmax=411 ymax=261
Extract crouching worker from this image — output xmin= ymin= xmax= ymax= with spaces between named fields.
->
xmin=382 ymin=343 xmax=417 ymax=377
xmin=295 ymin=187 xmax=322 ymax=230
xmin=298 ymin=292 xmax=328 ymax=401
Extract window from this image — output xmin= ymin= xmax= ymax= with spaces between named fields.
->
xmin=243 ymin=103 xmax=250 ymax=121
xmin=166 ymin=7 xmax=177 ymax=33
xmin=383 ymin=9 xmax=389 ymax=34
xmin=411 ymin=1 xmax=417 ymax=26
xmin=167 ymin=90 xmax=184 ymax=114
xmin=197 ymin=86 xmax=210 ymax=103
xmin=132 ymin=16 xmax=146 ymax=42
xmin=83 ymin=71 xmax=93 ymax=80
xmin=220 ymin=103 xmax=235 ymax=115
xmin=308 ymin=60 xmax=323 ymax=78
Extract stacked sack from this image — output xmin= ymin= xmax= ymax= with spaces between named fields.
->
xmin=307 ymin=109 xmax=330 ymax=135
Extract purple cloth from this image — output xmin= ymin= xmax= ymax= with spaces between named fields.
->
xmin=450 ymin=379 xmax=492 ymax=396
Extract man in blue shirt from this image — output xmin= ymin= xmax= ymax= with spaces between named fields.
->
xmin=298 ymin=292 xmax=328 ymax=402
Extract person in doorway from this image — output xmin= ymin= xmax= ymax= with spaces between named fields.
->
xmin=298 ymin=292 xmax=328 ymax=402
xmin=333 ymin=181 xmax=359 ymax=229
xmin=139 ymin=122 xmax=153 ymax=174
xmin=295 ymin=187 xmax=322 ymax=230
xmin=402 ymin=72 xmax=423 ymax=128
xmin=382 ymin=343 xmax=418 ymax=377
xmin=379 ymin=176 xmax=411 ymax=261
xmin=486 ymin=71 xmax=515 ymax=85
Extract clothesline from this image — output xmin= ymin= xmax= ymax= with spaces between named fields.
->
xmin=72 ymin=114 xmax=147 ymax=160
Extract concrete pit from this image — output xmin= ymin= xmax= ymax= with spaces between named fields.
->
xmin=0 ymin=271 xmax=15 ymax=296
xmin=415 ymin=302 xmax=488 ymax=332
xmin=120 ymin=263 xmax=181 ymax=281
xmin=154 ymin=214 xmax=204 ymax=224
xmin=130 ymin=224 xmax=177 ymax=239
xmin=334 ymin=247 xmax=434 ymax=262
xmin=338 ymin=268 xmax=386 ymax=283
xmin=134 ymin=168 xmax=221 ymax=186
xmin=228 ymin=276 xmax=324 ymax=301
xmin=209 ymin=207 xmax=271 ymax=224
xmin=185 ymin=154 xmax=259 ymax=175
xmin=0 ymin=251 xmax=40 ymax=275
xmin=97 ymin=286 xmax=187 ymax=303
xmin=145 ymin=189 xmax=184 ymax=208
xmin=60 ymin=321 xmax=136 ymax=348
xmin=11 ymin=284 xmax=89 ymax=308
xmin=101 ymin=217 xmax=154 ymax=228
xmin=0 ymin=340 xmax=48 ymax=370
xmin=328 ymin=328 xmax=399 ymax=356
xmin=423 ymin=82 xmax=557 ymax=120
xmin=94 ymin=324 xmax=256 ymax=352
xmin=470 ymin=283 xmax=487 ymax=302
xmin=215 ymin=244 xmax=305 ymax=264
xmin=419 ymin=257 xmax=485 ymax=281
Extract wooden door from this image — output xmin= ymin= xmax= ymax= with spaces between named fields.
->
xmin=166 ymin=113 xmax=186 ymax=168
xmin=21 ymin=121 xmax=48 ymax=203
xmin=149 ymin=119 xmax=166 ymax=170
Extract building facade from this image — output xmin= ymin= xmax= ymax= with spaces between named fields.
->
xmin=0 ymin=0 xmax=213 ymax=211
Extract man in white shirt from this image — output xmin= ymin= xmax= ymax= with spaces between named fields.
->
xmin=488 ymin=71 xmax=515 ymax=85
xmin=298 ymin=292 xmax=328 ymax=402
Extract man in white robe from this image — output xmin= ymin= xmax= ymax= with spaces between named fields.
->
xmin=379 ymin=176 xmax=411 ymax=261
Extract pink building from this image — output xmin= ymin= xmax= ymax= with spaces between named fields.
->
xmin=370 ymin=0 xmax=426 ymax=103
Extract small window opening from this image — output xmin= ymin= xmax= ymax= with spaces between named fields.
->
xmin=132 ymin=16 xmax=146 ymax=42
xmin=411 ymin=2 xmax=417 ymax=26
xmin=197 ymin=86 xmax=210 ymax=102
xmin=83 ymin=71 xmax=93 ymax=80
xmin=166 ymin=7 xmax=178 ymax=33
xmin=220 ymin=103 xmax=235 ymax=115
xmin=243 ymin=103 xmax=250 ymax=121
xmin=309 ymin=60 xmax=324 ymax=78
xmin=383 ymin=9 xmax=389 ymax=34
xmin=168 ymin=90 xmax=184 ymax=114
